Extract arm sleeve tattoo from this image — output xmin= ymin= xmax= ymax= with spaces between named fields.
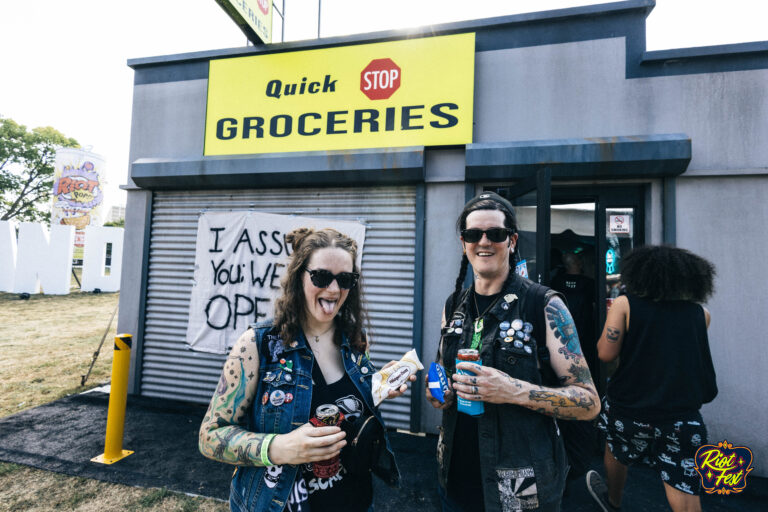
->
xmin=198 ymin=330 xmax=270 ymax=466
xmin=545 ymin=297 xmax=583 ymax=362
xmin=515 ymin=296 xmax=600 ymax=420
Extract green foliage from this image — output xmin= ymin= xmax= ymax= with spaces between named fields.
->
xmin=103 ymin=218 xmax=125 ymax=227
xmin=0 ymin=116 xmax=79 ymax=222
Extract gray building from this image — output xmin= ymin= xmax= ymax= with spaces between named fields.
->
xmin=119 ymin=0 xmax=768 ymax=475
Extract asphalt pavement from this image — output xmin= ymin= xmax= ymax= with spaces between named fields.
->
xmin=0 ymin=391 xmax=764 ymax=511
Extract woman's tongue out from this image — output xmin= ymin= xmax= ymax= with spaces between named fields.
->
xmin=319 ymin=298 xmax=337 ymax=316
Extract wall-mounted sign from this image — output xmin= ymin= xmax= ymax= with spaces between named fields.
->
xmin=204 ymin=33 xmax=475 ymax=155
xmin=609 ymin=214 xmax=631 ymax=234
xmin=215 ymin=0 xmax=272 ymax=44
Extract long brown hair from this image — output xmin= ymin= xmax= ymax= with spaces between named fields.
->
xmin=272 ymin=227 xmax=367 ymax=351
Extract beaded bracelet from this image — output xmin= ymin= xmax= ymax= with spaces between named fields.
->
xmin=261 ymin=433 xmax=276 ymax=466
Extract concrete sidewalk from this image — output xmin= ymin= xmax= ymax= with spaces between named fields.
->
xmin=0 ymin=391 xmax=763 ymax=511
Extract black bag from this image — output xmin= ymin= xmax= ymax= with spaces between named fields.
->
xmin=341 ymin=413 xmax=384 ymax=475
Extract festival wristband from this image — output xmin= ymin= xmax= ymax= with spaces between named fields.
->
xmin=261 ymin=433 xmax=276 ymax=466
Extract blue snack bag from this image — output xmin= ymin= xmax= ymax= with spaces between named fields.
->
xmin=428 ymin=362 xmax=450 ymax=403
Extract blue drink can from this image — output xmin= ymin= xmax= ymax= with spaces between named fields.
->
xmin=456 ymin=349 xmax=484 ymax=416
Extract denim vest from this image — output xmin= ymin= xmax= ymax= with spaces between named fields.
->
xmin=229 ymin=322 xmax=400 ymax=512
xmin=437 ymin=274 xmax=568 ymax=511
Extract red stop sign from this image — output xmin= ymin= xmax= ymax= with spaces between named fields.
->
xmin=360 ymin=58 xmax=401 ymax=100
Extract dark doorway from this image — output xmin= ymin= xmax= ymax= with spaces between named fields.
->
xmin=491 ymin=183 xmax=646 ymax=394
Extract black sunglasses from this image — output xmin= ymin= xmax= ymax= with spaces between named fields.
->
xmin=461 ymin=227 xmax=513 ymax=244
xmin=306 ymin=269 xmax=359 ymax=290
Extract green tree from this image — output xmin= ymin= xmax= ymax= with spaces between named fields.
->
xmin=103 ymin=218 xmax=125 ymax=228
xmin=0 ymin=117 xmax=79 ymax=222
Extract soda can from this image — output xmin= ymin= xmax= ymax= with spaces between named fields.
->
xmin=310 ymin=404 xmax=343 ymax=478
xmin=456 ymin=349 xmax=484 ymax=416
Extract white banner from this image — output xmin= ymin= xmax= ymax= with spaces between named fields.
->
xmin=186 ymin=212 xmax=366 ymax=354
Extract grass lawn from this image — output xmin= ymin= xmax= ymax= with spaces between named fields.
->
xmin=0 ymin=292 xmax=228 ymax=511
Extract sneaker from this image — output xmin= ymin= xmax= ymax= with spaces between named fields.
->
xmin=586 ymin=470 xmax=620 ymax=511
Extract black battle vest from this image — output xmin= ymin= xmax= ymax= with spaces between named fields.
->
xmin=438 ymin=273 xmax=568 ymax=512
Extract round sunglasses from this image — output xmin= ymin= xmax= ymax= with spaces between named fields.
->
xmin=306 ymin=269 xmax=359 ymax=290
xmin=460 ymin=227 xmax=513 ymax=244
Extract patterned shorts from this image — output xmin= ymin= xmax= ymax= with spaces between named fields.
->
xmin=597 ymin=399 xmax=708 ymax=495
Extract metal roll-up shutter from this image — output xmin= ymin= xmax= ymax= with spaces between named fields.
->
xmin=141 ymin=186 xmax=417 ymax=429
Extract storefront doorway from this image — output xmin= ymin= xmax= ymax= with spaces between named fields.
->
xmin=489 ymin=175 xmax=645 ymax=393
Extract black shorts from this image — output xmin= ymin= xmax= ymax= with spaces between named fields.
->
xmin=597 ymin=399 xmax=708 ymax=495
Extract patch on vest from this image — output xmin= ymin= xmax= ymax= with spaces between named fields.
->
xmin=497 ymin=467 xmax=539 ymax=511
xmin=266 ymin=334 xmax=284 ymax=363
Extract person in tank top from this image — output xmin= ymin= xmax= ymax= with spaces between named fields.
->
xmin=586 ymin=245 xmax=717 ymax=512
xmin=199 ymin=227 xmax=414 ymax=512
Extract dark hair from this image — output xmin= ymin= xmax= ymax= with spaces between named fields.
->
xmin=272 ymin=227 xmax=367 ymax=352
xmin=621 ymin=245 xmax=716 ymax=302
xmin=450 ymin=192 xmax=519 ymax=310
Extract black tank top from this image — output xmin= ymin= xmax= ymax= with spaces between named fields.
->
xmin=287 ymin=358 xmax=372 ymax=512
xmin=606 ymin=295 xmax=718 ymax=422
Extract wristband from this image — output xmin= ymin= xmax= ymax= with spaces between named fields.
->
xmin=261 ymin=433 xmax=276 ymax=466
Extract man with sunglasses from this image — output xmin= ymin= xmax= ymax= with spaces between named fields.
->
xmin=427 ymin=192 xmax=600 ymax=512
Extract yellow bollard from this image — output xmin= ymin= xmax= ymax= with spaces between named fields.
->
xmin=91 ymin=333 xmax=134 ymax=464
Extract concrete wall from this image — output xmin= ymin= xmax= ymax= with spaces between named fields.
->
xmin=676 ymin=175 xmax=768 ymax=472
xmin=420 ymin=182 xmax=466 ymax=432
xmin=475 ymin=38 xmax=768 ymax=172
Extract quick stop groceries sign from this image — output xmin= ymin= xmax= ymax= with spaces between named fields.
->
xmin=204 ymin=33 xmax=475 ymax=155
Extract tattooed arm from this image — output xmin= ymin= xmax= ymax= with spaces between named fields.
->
xmin=597 ymin=294 xmax=629 ymax=362
xmin=199 ymin=328 xmax=348 ymax=467
xmin=452 ymin=296 xmax=600 ymax=420
xmin=198 ymin=329 xmax=266 ymax=466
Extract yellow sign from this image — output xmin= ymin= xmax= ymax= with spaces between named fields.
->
xmin=204 ymin=33 xmax=475 ymax=155
xmin=215 ymin=0 xmax=272 ymax=44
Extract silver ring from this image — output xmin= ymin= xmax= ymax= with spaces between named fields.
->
xmin=472 ymin=385 xmax=479 ymax=395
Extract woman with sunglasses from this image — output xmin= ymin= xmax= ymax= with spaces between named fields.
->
xmin=200 ymin=227 xmax=410 ymax=512
xmin=427 ymin=192 xmax=600 ymax=512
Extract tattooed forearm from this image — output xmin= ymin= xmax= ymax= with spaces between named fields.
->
xmin=561 ymin=363 xmax=594 ymax=385
xmin=528 ymin=387 xmax=597 ymax=420
xmin=545 ymin=298 xmax=583 ymax=361
xmin=606 ymin=327 xmax=620 ymax=343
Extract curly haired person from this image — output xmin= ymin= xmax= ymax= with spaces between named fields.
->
xmin=587 ymin=245 xmax=718 ymax=512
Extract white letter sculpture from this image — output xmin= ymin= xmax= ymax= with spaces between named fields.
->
xmin=13 ymin=223 xmax=74 ymax=294
xmin=81 ymin=226 xmax=124 ymax=292
xmin=0 ymin=221 xmax=17 ymax=292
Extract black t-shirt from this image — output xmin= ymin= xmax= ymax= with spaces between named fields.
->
xmin=444 ymin=290 xmax=502 ymax=511
xmin=285 ymin=360 xmax=373 ymax=512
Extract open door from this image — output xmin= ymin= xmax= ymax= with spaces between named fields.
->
xmin=496 ymin=168 xmax=552 ymax=285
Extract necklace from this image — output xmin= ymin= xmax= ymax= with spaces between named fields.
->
xmin=471 ymin=289 xmax=502 ymax=351
xmin=306 ymin=324 xmax=334 ymax=343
